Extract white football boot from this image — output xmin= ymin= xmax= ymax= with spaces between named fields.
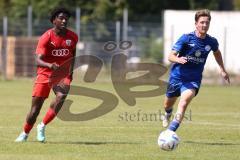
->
xmin=37 ymin=123 xmax=46 ymax=142
xmin=161 ymin=112 xmax=172 ymax=128
xmin=15 ymin=132 xmax=28 ymax=142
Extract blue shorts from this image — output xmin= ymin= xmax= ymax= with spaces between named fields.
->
xmin=166 ymin=78 xmax=201 ymax=98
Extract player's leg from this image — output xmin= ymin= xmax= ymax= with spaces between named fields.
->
xmin=37 ymin=84 xmax=70 ymax=142
xmin=26 ymin=97 xmax=45 ymax=124
xmin=162 ymin=78 xmax=181 ymax=127
xmin=44 ymin=84 xmax=70 ymax=123
xmin=162 ymin=96 xmax=177 ymax=127
xmin=168 ymin=89 xmax=196 ymax=132
xmin=15 ymin=97 xmax=45 ymax=142
xmin=15 ymin=83 xmax=50 ymax=142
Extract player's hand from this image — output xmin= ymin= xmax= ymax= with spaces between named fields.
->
xmin=177 ymin=57 xmax=188 ymax=64
xmin=49 ymin=63 xmax=59 ymax=70
xmin=221 ymin=70 xmax=230 ymax=84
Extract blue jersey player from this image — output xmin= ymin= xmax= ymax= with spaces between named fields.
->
xmin=161 ymin=9 xmax=230 ymax=132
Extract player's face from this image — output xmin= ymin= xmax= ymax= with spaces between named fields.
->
xmin=195 ymin=16 xmax=210 ymax=35
xmin=53 ymin=13 xmax=69 ymax=30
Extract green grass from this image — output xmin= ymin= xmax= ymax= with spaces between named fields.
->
xmin=0 ymin=79 xmax=240 ymax=160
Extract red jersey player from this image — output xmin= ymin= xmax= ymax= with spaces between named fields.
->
xmin=15 ymin=8 xmax=78 ymax=142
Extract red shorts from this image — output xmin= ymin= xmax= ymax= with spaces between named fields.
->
xmin=32 ymin=75 xmax=72 ymax=98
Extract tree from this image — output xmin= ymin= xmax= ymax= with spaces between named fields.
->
xmin=234 ymin=0 xmax=240 ymax=9
xmin=1 ymin=0 xmax=232 ymax=23
xmin=218 ymin=0 xmax=234 ymax=10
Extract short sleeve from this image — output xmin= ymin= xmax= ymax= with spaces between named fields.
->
xmin=74 ymin=34 xmax=78 ymax=43
xmin=67 ymin=30 xmax=78 ymax=49
xmin=211 ymin=37 xmax=219 ymax=52
xmin=35 ymin=31 xmax=50 ymax=55
xmin=172 ymin=34 xmax=188 ymax=53
xmin=72 ymin=33 xmax=78 ymax=49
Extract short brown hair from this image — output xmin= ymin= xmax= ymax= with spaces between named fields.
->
xmin=195 ymin=9 xmax=211 ymax=22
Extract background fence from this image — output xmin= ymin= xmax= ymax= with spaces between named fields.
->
xmin=0 ymin=8 xmax=163 ymax=79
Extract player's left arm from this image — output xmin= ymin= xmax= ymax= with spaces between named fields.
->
xmin=69 ymin=33 xmax=79 ymax=80
xmin=213 ymin=49 xmax=230 ymax=84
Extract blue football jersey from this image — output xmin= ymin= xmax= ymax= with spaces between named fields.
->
xmin=170 ymin=31 xmax=219 ymax=82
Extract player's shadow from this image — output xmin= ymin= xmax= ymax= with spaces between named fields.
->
xmin=184 ymin=141 xmax=240 ymax=146
xmin=47 ymin=141 xmax=142 ymax=145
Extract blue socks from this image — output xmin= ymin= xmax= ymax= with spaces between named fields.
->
xmin=168 ymin=120 xmax=180 ymax=132
xmin=165 ymin=108 xmax=173 ymax=114
xmin=164 ymin=107 xmax=180 ymax=132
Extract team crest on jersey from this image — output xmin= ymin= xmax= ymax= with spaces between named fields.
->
xmin=195 ymin=50 xmax=201 ymax=57
xmin=205 ymin=45 xmax=211 ymax=51
xmin=66 ymin=40 xmax=71 ymax=46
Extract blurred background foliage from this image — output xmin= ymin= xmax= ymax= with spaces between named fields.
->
xmin=0 ymin=0 xmax=237 ymax=22
xmin=0 ymin=0 xmax=238 ymax=62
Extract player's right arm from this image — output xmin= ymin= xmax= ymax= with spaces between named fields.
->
xmin=168 ymin=50 xmax=187 ymax=64
xmin=36 ymin=54 xmax=59 ymax=70
xmin=35 ymin=31 xmax=59 ymax=70
xmin=168 ymin=34 xmax=188 ymax=64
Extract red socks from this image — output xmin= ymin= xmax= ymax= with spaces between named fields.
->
xmin=23 ymin=108 xmax=56 ymax=134
xmin=42 ymin=108 xmax=56 ymax=125
xmin=23 ymin=123 xmax=33 ymax=134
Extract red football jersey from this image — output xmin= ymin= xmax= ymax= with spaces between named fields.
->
xmin=35 ymin=29 xmax=78 ymax=83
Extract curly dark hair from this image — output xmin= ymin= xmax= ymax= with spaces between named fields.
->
xmin=50 ymin=7 xmax=71 ymax=23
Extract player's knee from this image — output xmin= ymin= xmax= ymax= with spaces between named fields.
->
xmin=164 ymin=100 xmax=169 ymax=107
xmin=164 ymin=98 xmax=176 ymax=107
xmin=179 ymin=97 xmax=192 ymax=108
xmin=28 ymin=108 xmax=40 ymax=121
xmin=56 ymin=93 xmax=67 ymax=101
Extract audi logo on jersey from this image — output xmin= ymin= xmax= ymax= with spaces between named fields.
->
xmin=52 ymin=49 xmax=70 ymax=56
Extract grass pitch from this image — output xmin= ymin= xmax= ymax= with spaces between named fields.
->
xmin=0 ymin=79 xmax=240 ymax=160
